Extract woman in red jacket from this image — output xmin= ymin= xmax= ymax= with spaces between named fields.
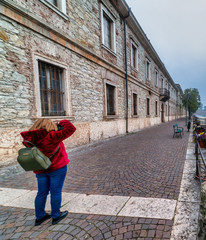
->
xmin=20 ymin=119 xmax=76 ymax=226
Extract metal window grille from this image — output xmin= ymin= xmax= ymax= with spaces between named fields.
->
xmin=38 ymin=61 xmax=65 ymax=116
xmin=106 ymin=84 xmax=115 ymax=115
xmin=103 ymin=13 xmax=112 ymax=49
xmin=133 ymin=93 xmax=137 ymax=115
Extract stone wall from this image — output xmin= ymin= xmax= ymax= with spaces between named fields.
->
xmin=10 ymin=0 xmax=100 ymax=54
xmin=0 ymin=0 xmax=183 ymax=164
xmin=9 ymin=0 xmax=125 ymax=70
xmin=0 ymin=16 xmax=33 ymax=128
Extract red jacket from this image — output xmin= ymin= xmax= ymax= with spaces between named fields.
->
xmin=20 ymin=120 xmax=76 ymax=174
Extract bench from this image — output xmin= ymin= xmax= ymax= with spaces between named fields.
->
xmin=173 ymin=124 xmax=184 ymax=138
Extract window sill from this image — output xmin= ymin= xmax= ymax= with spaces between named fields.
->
xmin=32 ymin=116 xmax=74 ymax=121
xmin=39 ymin=0 xmax=69 ymax=21
xmin=103 ymin=115 xmax=118 ymax=120
xmin=146 ymin=115 xmax=151 ymax=118
xmin=132 ymin=115 xmax=139 ymax=118
xmin=101 ymin=44 xmax=117 ymax=57
xmin=131 ymin=66 xmax=138 ymax=73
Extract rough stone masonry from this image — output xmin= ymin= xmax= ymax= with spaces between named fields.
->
xmin=0 ymin=0 xmax=184 ymax=164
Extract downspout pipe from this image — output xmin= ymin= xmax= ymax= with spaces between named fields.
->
xmin=123 ymin=8 xmax=131 ymax=134
xmin=168 ymin=85 xmax=170 ymax=122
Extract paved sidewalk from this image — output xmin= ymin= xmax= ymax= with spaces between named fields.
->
xmin=0 ymin=188 xmax=176 ymax=219
xmin=0 ymin=118 xmax=200 ymax=239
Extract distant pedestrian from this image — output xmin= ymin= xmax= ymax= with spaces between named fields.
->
xmin=20 ymin=119 xmax=76 ymax=226
xmin=187 ymin=119 xmax=191 ymax=132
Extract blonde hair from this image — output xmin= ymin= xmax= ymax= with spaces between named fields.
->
xmin=29 ymin=118 xmax=58 ymax=132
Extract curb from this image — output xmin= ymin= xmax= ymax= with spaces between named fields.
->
xmin=170 ymin=129 xmax=200 ymax=240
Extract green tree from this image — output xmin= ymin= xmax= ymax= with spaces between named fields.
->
xmin=182 ymin=88 xmax=201 ymax=118
xmin=199 ymin=103 xmax=203 ymax=110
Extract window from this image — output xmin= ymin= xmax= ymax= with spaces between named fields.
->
xmin=147 ymin=98 xmax=150 ymax=116
xmin=106 ymin=84 xmax=115 ymax=115
xmin=161 ymin=77 xmax=164 ymax=88
xmin=101 ymin=5 xmax=116 ymax=52
xmin=133 ymin=93 xmax=138 ymax=116
xmin=40 ymin=0 xmax=68 ymax=19
xmin=48 ymin=0 xmax=57 ymax=7
xmin=146 ymin=58 xmax=150 ymax=80
xmin=38 ymin=61 xmax=65 ymax=116
xmin=155 ymin=101 xmax=158 ymax=116
xmin=155 ymin=69 xmax=158 ymax=86
xmin=131 ymin=42 xmax=138 ymax=70
xmin=103 ymin=13 xmax=112 ymax=49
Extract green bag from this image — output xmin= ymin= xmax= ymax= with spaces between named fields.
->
xmin=17 ymin=140 xmax=60 ymax=171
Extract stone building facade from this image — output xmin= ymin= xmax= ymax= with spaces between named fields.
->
xmin=0 ymin=0 xmax=184 ymax=163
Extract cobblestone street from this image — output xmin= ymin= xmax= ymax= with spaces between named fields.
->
xmin=0 ymin=119 xmax=199 ymax=240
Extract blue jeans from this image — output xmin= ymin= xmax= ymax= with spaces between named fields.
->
xmin=35 ymin=165 xmax=67 ymax=219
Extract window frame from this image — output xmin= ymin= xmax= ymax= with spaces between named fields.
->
xmin=104 ymin=80 xmax=118 ymax=118
xmin=161 ymin=76 xmax=164 ymax=88
xmin=132 ymin=93 xmax=138 ymax=117
xmin=106 ymin=83 xmax=116 ymax=116
xmin=146 ymin=97 xmax=150 ymax=116
xmin=33 ymin=54 xmax=72 ymax=119
xmin=155 ymin=68 xmax=159 ymax=87
xmin=146 ymin=58 xmax=151 ymax=81
xmin=165 ymin=81 xmax=168 ymax=90
xmin=155 ymin=100 xmax=158 ymax=116
xmin=38 ymin=61 xmax=65 ymax=117
xmin=39 ymin=0 xmax=69 ymax=20
xmin=48 ymin=0 xmax=57 ymax=7
xmin=131 ymin=41 xmax=138 ymax=71
xmin=101 ymin=4 xmax=116 ymax=53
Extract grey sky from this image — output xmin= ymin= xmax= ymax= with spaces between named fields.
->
xmin=126 ymin=0 xmax=206 ymax=106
